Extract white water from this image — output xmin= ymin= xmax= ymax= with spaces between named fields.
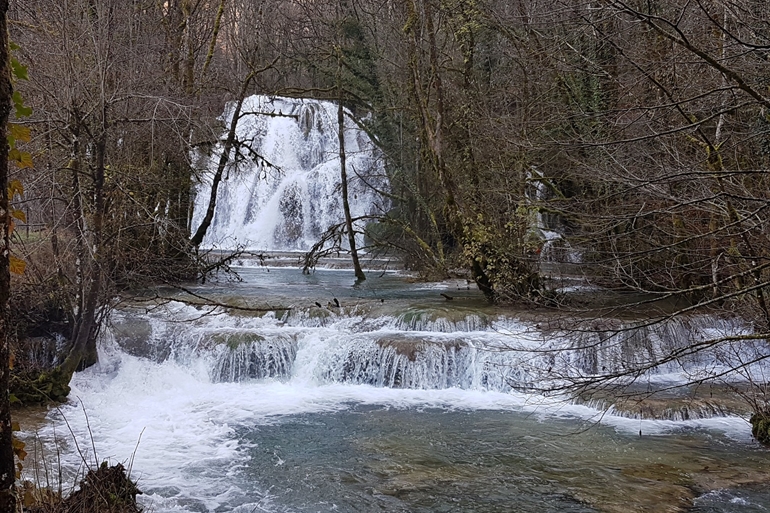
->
xmin=36 ymin=340 xmax=755 ymax=512
xmin=190 ymin=96 xmax=388 ymax=251
xmin=528 ymin=168 xmax=581 ymax=264
xmin=24 ymin=269 xmax=758 ymax=513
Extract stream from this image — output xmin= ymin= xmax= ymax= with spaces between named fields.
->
xmin=18 ymin=266 xmax=770 ymax=512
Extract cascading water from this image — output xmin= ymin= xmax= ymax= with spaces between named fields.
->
xmin=527 ymin=168 xmax=581 ymax=264
xmin=190 ymin=96 xmax=388 ymax=251
xmin=22 ymin=271 xmax=770 ymax=513
xmin=107 ymin=290 xmax=759 ymax=395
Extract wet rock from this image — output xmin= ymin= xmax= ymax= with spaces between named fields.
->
xmin=206 ymin=331 xmax=266 ymax=350
xmin=376 ymin=337 xmax=466 ymax=362
xmin=111 ymin=318 xmax=154 ymax=357
xmin=576 ymin=384 xmax=753 ymax=421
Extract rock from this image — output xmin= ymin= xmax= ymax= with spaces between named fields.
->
xmin=10 ymin=367 xmax=71 ymax=406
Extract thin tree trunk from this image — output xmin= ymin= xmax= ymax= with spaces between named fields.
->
xmin=201 ymin=0 xmax=226 ymax=80
xmin=62 ymin=135 xmax=106 ymax=376
xmin=181 ymin=0 xmax=195 ymax=94
xmin=0 ymin=0 xmax=17 ymax=509
xmin=337 ymin=53 xmax=365 ymax=282
xmin=190 ymin=72 xmax=254 ymax=248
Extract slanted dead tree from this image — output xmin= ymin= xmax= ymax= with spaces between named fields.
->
xmin=190 ymin=71 xmax=256 ymax=248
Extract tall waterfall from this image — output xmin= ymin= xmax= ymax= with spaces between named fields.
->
xmin=191 ymin=96 xmax=388 ymax=251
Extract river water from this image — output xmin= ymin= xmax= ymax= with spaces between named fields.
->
xmin=20 ymin=267 xmax=770 ymax=512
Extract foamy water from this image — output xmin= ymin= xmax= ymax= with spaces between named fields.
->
xmin=22 ymin=269 xmax=770 ymax=512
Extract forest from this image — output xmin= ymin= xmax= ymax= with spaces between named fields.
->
xmin=1 ymin=0 xmax=770 ymax=510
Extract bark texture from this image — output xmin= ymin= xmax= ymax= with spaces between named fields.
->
xmin=0 ymin=0 xmax=17 ymax=509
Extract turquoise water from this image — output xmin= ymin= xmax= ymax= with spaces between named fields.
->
xmin=23 ymin=267 xmax=770 ymax=512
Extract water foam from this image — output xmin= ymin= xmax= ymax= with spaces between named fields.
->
xmin=23 ymin=299 xmax=767 ymax=512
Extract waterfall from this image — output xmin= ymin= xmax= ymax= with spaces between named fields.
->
xmin=26 ymin=272 xmax=770 ymax=513
xmin=191 ymin=96 xmax=388 ymax=251
xmin=107 ymin=301 xmax=761 ymax=396
xmin=527 ymin=168 xmax=581 ymax=264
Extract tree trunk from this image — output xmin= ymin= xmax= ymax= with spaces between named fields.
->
xmin=190 ymin=72 xmax=254 ymax=248
xmin=201 ymin=0 xmax=227 ymax=80
xmin=62 ymin=131 xmax=106 ymax=376
xmin=338 ymin=53 xmax=365 ymax=282
xmin=181 ymin=0 xmax=195 ymax=95
xmin=0 ymin=1 xmax=17 ymax=509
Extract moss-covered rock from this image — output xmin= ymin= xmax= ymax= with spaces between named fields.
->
xmin=205 ymin=331 xmax=266 ymax=350
xmin=750 ymin=412 xmax=770 ymax=445
xmin=10 ymin=367 xmax=71 ymax=406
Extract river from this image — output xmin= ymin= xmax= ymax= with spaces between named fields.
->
xmin=17 ymin=266 xmax=770 ymax=512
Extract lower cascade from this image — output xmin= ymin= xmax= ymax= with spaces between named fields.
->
xmin=23 ymin=270 xmax=770 ymax=513
xmin=190 ymin=95 xmax=389 ymax=251
xmin=108 ymin=295 xmax=760 ymax=399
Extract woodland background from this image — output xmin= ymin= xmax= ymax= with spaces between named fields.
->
xmin=1 ymin=0 xmax=769 ymax=454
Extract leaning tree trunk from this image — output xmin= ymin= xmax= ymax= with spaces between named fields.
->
xmin=190 ymin=72 xmax=254 ymax=248
xmin=0 ymin=1 xmax=17 ymax=509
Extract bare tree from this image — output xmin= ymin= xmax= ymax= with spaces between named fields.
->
xmin=9 ymin=0 xmax=208 ymax=378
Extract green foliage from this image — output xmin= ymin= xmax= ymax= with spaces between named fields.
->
xmin=10 ymin=57 xmax=27 ymax=81
xmin=9 ymin=367 xmax=71 ymax=406
xmin=11 ymin=91 xmax=30 ymax=119
xmin=461 ymin=214 xmax=541 ymax=303
xmin=750 ymin=413 xmax=770 ymax=445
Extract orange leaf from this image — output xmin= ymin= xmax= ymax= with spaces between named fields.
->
xmin=11 ymin=209 xmax=25 ymax=223
xmin=17 ymin=151 xmax=33 ymax=169
xmin=8 ymin=123 xmax=30 ymax=143
xmin=9 ymin=149 xmax=33 ymax=169
xmin=7 ymin=179 xmax=22 ymax=199
xmin=9 ymin=255 xmax=25 ymax=275
xmin=12 ymin=436 xmax=25 ymax=453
